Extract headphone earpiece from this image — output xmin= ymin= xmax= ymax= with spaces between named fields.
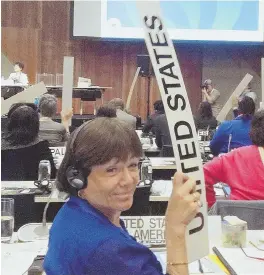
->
xmin=66 ymin=166 xmax=87 ymax=190
xmin=66 ymin=120 xmax=93 ymax=191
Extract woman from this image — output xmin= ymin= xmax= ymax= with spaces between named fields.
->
xmin=194 ymin=101 xmax=218 ymax=130
xmin=44 ymin=117 xmax=201 ymax=275
xmin=8 ymin=61 xmax=29 ymax=86
xmin=1 ymin=105 xmax=56 ymax=180
xmin=204 ymin=110 xmax=264 ymax=208
xmin=210 ymin=96 xmax=255 ymax=156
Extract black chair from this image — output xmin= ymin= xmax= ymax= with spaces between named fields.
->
xmin=122 ymin=186 xmax=151 ymax=216
xmin=209 ymin=200 xmax=264 ymax=230
xmin=161 ymin=145 xmax=174 ymax=157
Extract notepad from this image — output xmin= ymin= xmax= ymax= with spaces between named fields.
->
xmin=214 ymin=247 xmax=264 ymax=274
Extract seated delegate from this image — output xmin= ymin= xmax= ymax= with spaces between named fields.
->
xmin=194 ymin=101 xmax=218 ymax=130
xmin=142 ymin=100 xmax=165 ymax=134
xmin=44 ymin=117 xmax=202 ymax=275
xmin=108 ymin=98 xmax=136 ymax=129
xmin=155 ymin=114 xmax=173 ymax=156
xmin=204 ymin=110 xmax=264 ymax=208
xmin=210 ymin=96 xmax=255 ymax=155
xmin=1 ymin=105 xmax=56 ymax=181
xmin=8 ymin=61 xmax=29 ymax=86
xmin=38 ymin=94 xmax=72 ymax=146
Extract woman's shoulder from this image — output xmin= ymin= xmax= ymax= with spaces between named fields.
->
xmin=1 ymin=138 xmax=50 ymax=152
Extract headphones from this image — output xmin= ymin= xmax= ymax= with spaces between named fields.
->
xmin=66 ymin=121 xmax=92 ymax=190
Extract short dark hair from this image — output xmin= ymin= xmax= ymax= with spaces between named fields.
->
xmin=7 ymin=103 xmax=37 ymax=118
xmin=198 ymin=101 xmax=213 ymax=118
xmin=56 ymin=117 xmax=143 ymax=195
xmin=153 ymin=100 xmax=164 ymax=113
xmin=96 ymin=105 xmax=116 ymax=118
xmin=250 ymin=110 xmax=264 ymax=146
xmin=238 ymin=96 xmax=255 ymax=117
xmin=39 ymin=94 xmax=57 ymax=117
xmin=14 ymin=62 xmax=24 ymax=70
xmin=6 ymin=105 xmax=39 ymax=145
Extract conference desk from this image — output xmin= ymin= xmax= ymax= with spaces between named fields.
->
xmin=2 ymin=216 xmax=263 ymax=275
xmin=50 ymin=147 xmax=175 ymax=177
xmin=1 ymin=84 xmax=26 ymax=99
xmin=149 ymin=180 xmax=226 ymax=202
xmin=46 ymin=85 xmax=111 ymax=114
xmin=1 ymin=84 xmax=112 ymax=114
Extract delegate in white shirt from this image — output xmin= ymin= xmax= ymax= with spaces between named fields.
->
xmin=8 ymin=72 xmax=29 ymax=86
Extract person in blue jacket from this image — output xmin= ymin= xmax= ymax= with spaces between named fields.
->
xmin=210 ymin=96 xmax=255 ymax=156
xmin=44 ymin=117 xmax=202 ymax=275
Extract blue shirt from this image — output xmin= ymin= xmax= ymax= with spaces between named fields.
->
xmin=44 ymin=196 xmax=164 ymax=275
xmin=210 ymin=115 xmax=252 ymax=155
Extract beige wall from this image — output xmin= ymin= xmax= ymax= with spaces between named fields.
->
xmin=202 ymin=45 xmax=263 ymax=119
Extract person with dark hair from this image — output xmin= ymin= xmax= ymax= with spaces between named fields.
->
xmin=194 ymin=101 xmax=218 ymax=130
xmin=204 ymin=110 xmax=264 ymax=208
xmin=232 ymin=83 xmax=257 ymax=118
xmin=210 ymin=96 xmax=255 ymax=156
xmin=8 ymin=61 xmax=29 ymax=85
xmin=7 ymin=102 xmax=38 ymax=118
xmin=96 ymin=105 xmax=116 ymax=118
xmin=1 ymin=105 xmax=56 ymax=181
xmin=44 ymin=117 xmax=202 ymax=275
xmin=1 ymin=102 xmax=38 ymax=135
xmin=108 ymin=98 xmax=136 ymax=129
xmin=142 ymin=99 xmax=165 ymax=134
xmin=154 ymin=114 xmax=173 ymax=156
xmin=38 ymin=94 xmax=72 ymax=146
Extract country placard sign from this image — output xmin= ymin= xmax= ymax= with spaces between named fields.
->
xmin=137 ymin=2 xmax=209 ymax=262
xmin=121 ymin=216 xmax=165 ymax=246
xmin=49 ymin=147 xmax=66 ymax=158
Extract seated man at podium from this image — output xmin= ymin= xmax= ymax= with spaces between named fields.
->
xmin=8 ymin=61 xmax=29 ymax=86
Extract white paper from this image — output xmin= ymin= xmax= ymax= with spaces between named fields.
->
xmin=216 ymin=247 xmax=264 ymax=274
xmin=1 ymin=241 xmax=48 ymax=275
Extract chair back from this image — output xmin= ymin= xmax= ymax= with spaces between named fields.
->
xmin=209 ymin=200 xmax=264 ymax=230
xmin=162 ymin=145 xmax=174 ymax=157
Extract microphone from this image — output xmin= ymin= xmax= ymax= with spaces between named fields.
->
xmin=33 ymin=187 xmax=69 ymax=239
xmin=33 ymin=190 xmax=53 ymax=238
xmin=17 ymin=185 xmax=69 ymax=241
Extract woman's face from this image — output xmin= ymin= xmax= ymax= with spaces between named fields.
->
xmin=80 ymin=156 xmax=140 ymax=214
xmin=14 ymin=65 xmax=22 ymax=73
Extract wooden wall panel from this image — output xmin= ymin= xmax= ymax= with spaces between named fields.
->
xmin=1 ymin=1 xmax=42 ymax=29
xmin=1 ymin=27 xmax=40 ymax=84
xmin=1 ymin=1 xmax=203 ymax=120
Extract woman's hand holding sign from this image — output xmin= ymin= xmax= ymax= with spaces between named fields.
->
xmin=165 ymin=172 xmax=201 ymax=275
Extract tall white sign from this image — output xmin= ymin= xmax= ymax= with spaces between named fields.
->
xmin=62 ymin=56 xmax=74 ymax=125
xmin=137 ymin=2 xmax=208 ymax=262
xmin=217 ymin=73 xmax=253 ymax=122
xmin=1 ymin=82 xmax=47 ymax=115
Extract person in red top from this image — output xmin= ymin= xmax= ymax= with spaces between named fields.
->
xmin=204 ymin=110 xmax=264 ymax=208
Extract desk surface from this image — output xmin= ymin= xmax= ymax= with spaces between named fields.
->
xmin=46 ymin=85 xmax=111 ymax=90
xmin=150 ymin=157 xmax=176 ymax=170
xmin=2 ymin=216 xmax=263 ymax=275
xmin=149 ymin=180 xmax=225 ymax=202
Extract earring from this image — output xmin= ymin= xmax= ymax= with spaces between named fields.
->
xmin=78 ymin=190 xmax=83 ymax=199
